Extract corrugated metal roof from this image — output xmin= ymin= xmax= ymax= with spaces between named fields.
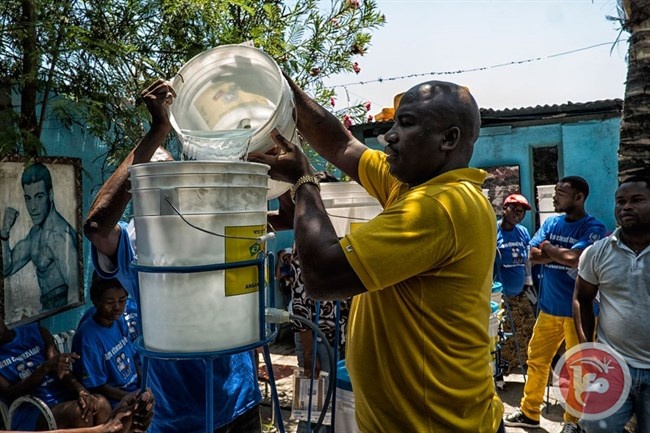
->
xmin=350 ymin=99 xmax=623 ymax=137
xmin=480 ymin=99 xmax=623 ymax=125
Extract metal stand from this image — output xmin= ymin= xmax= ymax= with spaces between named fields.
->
xmin=132 ymin=252 xmax=285 ymax=433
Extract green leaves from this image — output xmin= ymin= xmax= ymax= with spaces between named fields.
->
xmin=1 ymin=0 xmax=384 ymax=164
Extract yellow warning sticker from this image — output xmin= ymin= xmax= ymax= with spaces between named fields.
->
xmin=225 ymin=225 xmax=266 ymax=296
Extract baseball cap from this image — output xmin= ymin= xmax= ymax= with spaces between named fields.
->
xmin=503 ymin=194 xmax=531 ymax=210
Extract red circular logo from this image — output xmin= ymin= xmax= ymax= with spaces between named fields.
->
xmin=553 ymin=343 xmax=631 ymax=420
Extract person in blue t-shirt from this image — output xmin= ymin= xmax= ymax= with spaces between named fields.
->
xmin=0 ymin=318 xmax=112 ymax=430
xmin=72 ymin=273 xmax=140 ymax=408
xmin=505 ymin=176 xmax=607 ymax=433
xmin=83 ymin=79 xmax=261 ymax=433
xmin=495 ymin=193 xmax=532 ymax=297
xmin=494 ymin=193 xmax=535 ymax=377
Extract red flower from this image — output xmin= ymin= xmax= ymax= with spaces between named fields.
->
xmin=367 ymin=114 xmax=374 ymax=122
xmin=331 ymin=18 xmax=339 ymax=27
xmin=310 ymin=67 xmax=321 ymax=77
xmin=347 ymin=0 xmax=360 ymax=8
xmin=353 ymin=62 xmax=361 ymax=74
xmin=364 ymin=101 xmax=371 ymax=111
xmin=343 ymin=114 xmax=353 ymax=128
xmin=330 ymin=97 xmax=336 ymax=107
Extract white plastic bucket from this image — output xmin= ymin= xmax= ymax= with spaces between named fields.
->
xmin=335 ymin=360 xmax=361 ymax=433
xmin=170 ymin=44 xmax=296 ymax=198
xmin=129 ymin=161 xmax=270 ymax=352
xmin=536 ymin=184 xmax=555 ymax=212
xmin=320 ymin=182 xmax=383 ymax=237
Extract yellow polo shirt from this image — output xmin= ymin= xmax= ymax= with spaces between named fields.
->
xmin=340 ymin=149 xmax=503 ymax=432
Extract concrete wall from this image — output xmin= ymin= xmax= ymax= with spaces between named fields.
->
xmin=470 ymin=117 xmax=620 ymax=235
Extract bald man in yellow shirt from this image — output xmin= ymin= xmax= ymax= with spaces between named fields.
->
xmin=250 ymin=78 xmax=503 ymax=433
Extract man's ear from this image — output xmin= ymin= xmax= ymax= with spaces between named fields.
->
xmin=441 ymin=126 xmax=460 ymax=151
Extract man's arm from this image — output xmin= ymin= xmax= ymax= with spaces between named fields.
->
xmin=83 ymin=79 xmax=174 ymax=258
xmin=1 ymin=206 xmax=31 ymax=276
xmin=248 ymin=133 xmax=366 ymax=300
xmin=539 ymin=241 xmax=583 ymax=267
xmin=88 ymin=383 xmax=130 ymax=404
xmin=39 ymin=327 xmax=102 ymax=423
xmin=293 ymin=180 xmax=366 ymax=300
xmin=573 ymin=276 xmax=599 ymax=343
xmin=529 ymin=246 xmax=553 ymax=265
xmin=286 ymin=75 xmax=367 ymax=182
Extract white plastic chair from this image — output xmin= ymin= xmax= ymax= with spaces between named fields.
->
xmin=0 ymin=400 xmax=9 ymax=429
xmin=8 ymin=395 xmax=57 ymax=430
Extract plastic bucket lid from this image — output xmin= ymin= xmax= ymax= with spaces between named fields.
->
xmin=492 ymin=281 xmax=503 ymax=293
xmin=170 ymin=44 xmax=296 ymax=162
xmin=490 ymin=301 xmax=500 ymax=314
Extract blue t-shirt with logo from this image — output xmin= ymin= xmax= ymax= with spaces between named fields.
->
xmin=495 ymin=222 xmax=531 ymax=296
xmin=530 ymin=214 xmax=606 ymax=317
xmin=72 ymin=317 xmax=139 ymax=407
xmin=91 ymin=221 xmax=260 ymax=433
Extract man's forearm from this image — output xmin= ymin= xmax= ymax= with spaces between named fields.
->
xmin=293 ymin=183 xmax=365 ymax=300
xmin=84 ymin=125 xmax=170 ymax=237
xmin=288 ymin=79 xmax=352 ymax=158
xmin=90 ymin=383 xmax=128 ymax=403
xmin=529 ymin=246 xmax=553 ymax=265
xmin=540 ymin=241 xmax=581 ymax=267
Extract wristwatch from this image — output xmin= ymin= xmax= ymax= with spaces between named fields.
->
xmin=290 ymin=175 xmax=321 ymax=204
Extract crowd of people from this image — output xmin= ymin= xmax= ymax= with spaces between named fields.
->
xmin=0 ymin=72 xmax=647 ymax=433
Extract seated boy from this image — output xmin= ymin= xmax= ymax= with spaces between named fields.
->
xmin=73 ymin=273 xmax=140 ymax=408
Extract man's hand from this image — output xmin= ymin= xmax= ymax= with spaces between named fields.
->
xmin=104 ymin=390 xmax=155 ymax=433
xmin=1 ymin=207 xmax=18 ymax=238
xmin=140 ymin=79 xmax=175 ymax=129
xmin=77 ymin=389 xmax=100 ymax=422
xmin=247 ymin=129 xmax=315 ymax=184
xmin=44 ymin=352 xmax=78 ymax=380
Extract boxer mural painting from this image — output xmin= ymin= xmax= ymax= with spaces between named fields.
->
xmin=1 ymin=157 xmax=83 ymax=324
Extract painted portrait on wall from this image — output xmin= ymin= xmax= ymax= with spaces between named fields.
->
xmin=480 ymin=165 xmax=522 ymax=218
xmin=0 ymin=157 xmax=84 ymax=325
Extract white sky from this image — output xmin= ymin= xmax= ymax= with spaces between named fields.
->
xmin=322 ymin=0 xmax=628 ymax=112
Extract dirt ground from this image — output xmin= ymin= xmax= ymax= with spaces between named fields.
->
xmin=258 ymin=340 xmax=567 ymax=433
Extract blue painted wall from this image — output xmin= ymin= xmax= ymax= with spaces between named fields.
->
xmin=470 ymin=118 xmax=620 ymax=235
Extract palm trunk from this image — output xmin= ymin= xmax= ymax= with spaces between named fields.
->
xmin=619 ymin=0 xmax=650 ymax=180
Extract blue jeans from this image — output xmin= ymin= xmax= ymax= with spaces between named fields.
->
xmin=580 ymin=365 xmax=650 ymax=433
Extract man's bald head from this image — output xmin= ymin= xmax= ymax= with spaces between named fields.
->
xmin=400 ymin=80 xmax=481 ymax=148
xmin=382 ymin=81 xmax=482 ymax=185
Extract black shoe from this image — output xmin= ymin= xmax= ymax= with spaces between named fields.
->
xmin=559 ymin=423 xmax=583 ymax=433
xmin=504 ymin=409 xmax=540 ymax=428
